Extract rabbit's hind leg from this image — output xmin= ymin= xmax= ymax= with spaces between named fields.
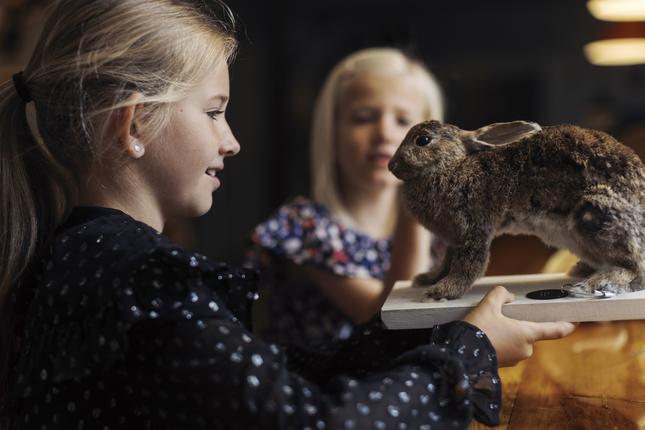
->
xmin=564 ymin=266 xmax=641 ymax=296
xmin=567 ymin=260 xmax=596 ymax=278
xmin=568 ymin=193 xmax=645 ymax=295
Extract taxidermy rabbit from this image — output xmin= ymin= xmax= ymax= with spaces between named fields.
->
xmin=389 ymin=120 xmax=645 ymax=300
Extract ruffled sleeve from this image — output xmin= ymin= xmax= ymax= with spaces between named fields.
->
xmin=281 ymin=318 xmax=502 ymax=427
xmin=249 ymin=197 xmax=391 ymax=279
xmin=417 ymin=321 xmax=502 ymax=425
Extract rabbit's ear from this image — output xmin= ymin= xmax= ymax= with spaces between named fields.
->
xmin=462 ymin=121 xmax=542 ymax=153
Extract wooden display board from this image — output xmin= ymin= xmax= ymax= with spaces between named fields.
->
xmin=381 ymin=273 xmax=645 ymax=330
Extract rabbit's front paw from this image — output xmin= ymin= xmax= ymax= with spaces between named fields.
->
xmin=412 ymin=270 xmax=445 ymax=288
xmin=421 ymin=279 xmax=466 ymax=301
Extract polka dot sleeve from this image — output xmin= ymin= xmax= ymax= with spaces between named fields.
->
xmin=122 ymin=254 xmax=501 ymax=429
xmin=127 ymin=320 xmax=501 ymax=429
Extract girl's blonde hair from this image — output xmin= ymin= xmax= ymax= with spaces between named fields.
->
xmin=0 ymin=0 xmax=237 ymax=398
xmin=310 ymin=47 xmax=444 ymax=225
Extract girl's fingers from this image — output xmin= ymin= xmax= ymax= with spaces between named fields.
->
xmin=527 ymin=321 xmax=577 ymax=341
xmin=480 ymin=285 xmax=515 ymax=310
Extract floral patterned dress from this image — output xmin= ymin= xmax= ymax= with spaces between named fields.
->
xmin=248 ymin=196 xmax=444 ymax=348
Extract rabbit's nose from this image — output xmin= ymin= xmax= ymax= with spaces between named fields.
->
xmin=388 ymin=158 xmax=400 ymax=177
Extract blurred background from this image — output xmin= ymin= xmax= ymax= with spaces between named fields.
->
xmin=2 ymin=0 xmax=645 ymax=274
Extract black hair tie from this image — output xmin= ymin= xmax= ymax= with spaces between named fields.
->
xmin=12 ymin=71 xmax=33 ymax=103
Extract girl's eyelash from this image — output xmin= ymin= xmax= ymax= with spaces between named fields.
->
xmin=207 ymin=110 xmax=224 ymax=120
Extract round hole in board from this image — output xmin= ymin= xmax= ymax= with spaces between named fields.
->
xmin=526 ymin=289 xmax=569 ymax=300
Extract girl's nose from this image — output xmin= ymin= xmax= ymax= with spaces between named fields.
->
xmin=220 ymin=128 xmax=240 ymax=157
xmin=376 ymin=115 xmax=398 ymax=143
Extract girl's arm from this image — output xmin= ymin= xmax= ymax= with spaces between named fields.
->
xmin=121 ymin=260 xmax=572 ymax=429
xmin=303 ymin=201 xmax=432 ymax=323
xmin=127 ymin=304 xmax=503 ymax=429
xmin=119 ymin=249 xmax=502 ymax=429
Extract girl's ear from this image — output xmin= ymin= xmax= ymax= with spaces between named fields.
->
xmin=116 ymin=92 xmax=145 ymax=158
xmin=460 ymin=121 xmax=542 ymax=153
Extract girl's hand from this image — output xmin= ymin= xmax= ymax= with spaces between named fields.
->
xmin=463 ymin=285 xmax=577 ymax=367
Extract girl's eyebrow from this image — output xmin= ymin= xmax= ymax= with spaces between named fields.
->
xmin=208 ymin=95 xmax=229 ymax=103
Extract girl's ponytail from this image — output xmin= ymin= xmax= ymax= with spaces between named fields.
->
xmin=0 ymin=78 xmax=60 ymax=401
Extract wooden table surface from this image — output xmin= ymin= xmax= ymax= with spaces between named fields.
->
xmin=469 ymin=320 xmax=645 ymax=430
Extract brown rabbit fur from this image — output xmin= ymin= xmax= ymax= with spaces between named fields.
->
xmin=389 ymin=120 xmax=645 ymax=300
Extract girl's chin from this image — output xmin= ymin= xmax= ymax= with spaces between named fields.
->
xmin=186 ymin=196 xmax=214 ymax=218
xmin=359 ymin=178 xmax=400 ymax=192
xmin=369 ymin=173 xmax=400 ymax=188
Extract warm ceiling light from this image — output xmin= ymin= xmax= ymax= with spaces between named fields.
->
xmin=584 ymin=37 xmax=645 ymax=65
xmin=587 ymin=0 xmax=645 ymax=21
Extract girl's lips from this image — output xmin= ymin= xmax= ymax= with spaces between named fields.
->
xmin=205 ymin=169 xmax=221 ymax=188
xmin=206 ymin=171 xmax=221 ymax=188
xmin=367 ymin=153 xmax=393 ymax=167
xmin=205 ymin=165 xmax=224 ymax=188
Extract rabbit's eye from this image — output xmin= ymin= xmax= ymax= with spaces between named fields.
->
xmin=415 ymin=135 xmax=431 ymax=146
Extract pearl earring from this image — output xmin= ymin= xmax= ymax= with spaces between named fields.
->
xmin=133 ymin=143 xmax=143 ymax=153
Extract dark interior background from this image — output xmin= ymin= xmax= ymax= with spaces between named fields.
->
xmin=2 ymin=0 xmax=644 ymax=274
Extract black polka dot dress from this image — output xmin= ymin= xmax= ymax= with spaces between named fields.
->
xmin=3 ymin=207 xmax=501 ymax=429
